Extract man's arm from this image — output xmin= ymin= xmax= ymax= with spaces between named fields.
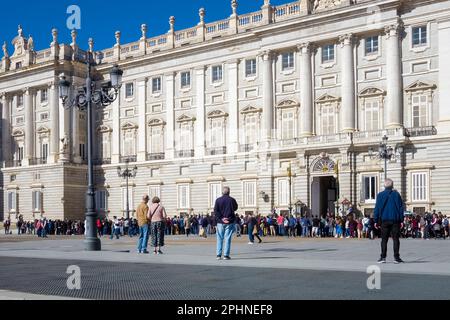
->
xmin=373 ymin=194 xmax=381 ymax=224
xmin=233 ymin=198 xmax=238 ymax=212
xmin=214 ymin=199 xmax=222 ymax=222
xmin=397 ymin=192 xmax=405 ymax=222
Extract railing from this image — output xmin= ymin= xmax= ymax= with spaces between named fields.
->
xmin=280 ymin=138 xmax=299 ymax=146
xmin=120 ymin=155 xmax=137 ymax=163
xmin=353 ymin=128 xmax=405 ymax=142
xmin=175 ymin=27 xmax=198 ymax=44
xmin=176 ymin=150 xmax=195 ymax=158
xmin=206 ymin=147 xmax=227 ymax=156
xmin=306 ymin=133 xmax=352 ymax=144
xmin=404 ymin=126 xmax=437 ymax=138
xmin=5 ymin=160 xmax=22 ymax=168
xmin=34 ymin=49 xmax=53 ymax=64
xmin=147 ymin=35 xmax=168 ymax=49
xmin=93 ymin=158 xmax=111 ymax=165
xmin=29 ymin=158 xmax=47 ymax=166
xmin=238 ymin=11 xmax=264 ymax=31
xmin=273 ymin=2 xmax=301 ymax=22
xmin=146 ymin=153 xmax=165 ymax=161
xmin=239 ymin=144 xmax=256 ymax=153
xmin=205 ymin=19 xmax=230 ymax=40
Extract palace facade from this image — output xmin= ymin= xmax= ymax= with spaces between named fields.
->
xmin=1 ymin=0 xmax=450 ymax=221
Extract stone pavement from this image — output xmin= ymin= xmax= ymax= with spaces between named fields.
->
xmin=0 ymin=235 xmax=449 ymax=300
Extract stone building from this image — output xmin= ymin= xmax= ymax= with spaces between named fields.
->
xmin=1 ymin=0 xmax=450 ymax=221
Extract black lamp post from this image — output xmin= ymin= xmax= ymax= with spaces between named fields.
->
xmin=117 ymin=160 xmax=138 ymax=220
xmin=59 ymin=40 xmax=123 ymax=251
xmin=369 ymin=135 xmax=395 ymax=181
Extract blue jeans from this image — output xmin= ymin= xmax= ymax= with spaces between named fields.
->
xmin=248 ymin=223 xmax=255 ymax=243
xmin=216 ymin=223 xmax=235 ymax=257
xmin=137 ymin=224 xmax=149 ymax=253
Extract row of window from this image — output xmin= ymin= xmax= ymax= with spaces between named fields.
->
xmin=5 ymin=170 xmax=429 ymax=215
xmin=123 ymin=26 xmax=429 ymax=99
xmin=9 ymin=89 xmax=49 ymax=109
xmin=362 ymin=172 xmax=428 ymax=203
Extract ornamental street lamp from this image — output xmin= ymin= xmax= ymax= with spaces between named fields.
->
xmin=369 ymin=135 xmax=395 ymax=181
xmin=117 ymin=160 xmax=138 ymax=220
xmin=59 ymin=40 xmax=123 ymax=251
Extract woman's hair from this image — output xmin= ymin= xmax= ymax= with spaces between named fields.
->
xmin=152 ymin=197 xmax=161 ymax=204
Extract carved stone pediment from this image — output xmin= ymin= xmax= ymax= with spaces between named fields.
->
xmin=11 ymin=25 xmax=29 ymax=58
xmin=12 ymin=128 xmax=25 ymax=137
xmin=121 ymin=122 xmax=138 ymax=130
xmin=97 ymin=125 xmax=113 ymax=133
xmin=240 ymin=106 xmax=262 ymax=114
xmin=207 ymin=110 xmax=228 ymax=119
xmin=315 ymin=93 xmax=340 ymax=103
xmin=277 ymin=99 xmax=299 ymax=109
xmin=405 ymin=80 xmax=436 ymax=92
xmin=36 ymin=126 xmax=50 ymax=135
xmin=176 ymin=114 xmax=196 ymax=123
xmin=312 ymin=0 xmax=343 ymax=13
xmin=148 ymin=118 xmax=166 ymax=127
xmin=359 ymin=87 xmax=386 ymax=97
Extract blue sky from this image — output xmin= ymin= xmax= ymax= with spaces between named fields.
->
xmin=1 ymin=0 xmax=289 ymax=53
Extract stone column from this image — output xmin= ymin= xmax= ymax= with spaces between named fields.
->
xmin=1 ymin=94 xmax=11 ymax=165
xmin=227 ymin=60 xmax=239 ymax=154
xmin=298 ymin=42 xmax=313 ymax=137
xmin=59 ymin=81 xmax=71 ymax=163
xmin=261 ymin=50 xmax=274 ymax=144
xmin=385 ymin=23 xmax=403 ymax=129
xmin=438 ymin=18 xmax=450 ymax=134
xmin=137 ymin=78 xmax=148 ymax=162
xmin=72 ymin=105 xmax=81 ymax=164
xmin=165 ymin=73 xmax=175 ymax=160
xmin=24 ymin=88 xmax=34 ymax=165
xmin=339 ymin=34 xmax=356 ymax=133
xmin=111 ymin=91 xmax=121 ymax=164
xmin=195 ymin=67 xmax=206 ymax=158
xmin=48 ymin=83 xmax=60 ymax=164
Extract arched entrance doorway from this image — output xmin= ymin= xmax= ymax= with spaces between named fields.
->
xmin=310 ymin=154 xmax=338 ymax=218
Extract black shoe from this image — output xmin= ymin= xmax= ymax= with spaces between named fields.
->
xmin=142 ymin=250 xmax=150 ymax=254
xmin=377 ymin=258 xmax=386 ymax=264
xmin=224 ymin=256 xmax=231 ymax=261
xmin=394 ymin=258 xmax=404 ymax=264
xmin=157 ymin=250 xmax=163 ymax=255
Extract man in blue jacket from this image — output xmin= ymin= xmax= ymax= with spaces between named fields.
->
xmin=374 ymin=179 xmax=405 ymax=264
xmin=214 ymin=187 xmax=238 ymax=260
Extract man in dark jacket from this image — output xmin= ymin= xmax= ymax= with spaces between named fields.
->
xmin=374 ymin=179 xmax=405 ymax=264
xmin=214 ymin=187 xmax=238 ymax=260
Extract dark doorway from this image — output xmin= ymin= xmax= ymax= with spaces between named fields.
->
xmin=311 ymin=176 xmax=337 ymax=218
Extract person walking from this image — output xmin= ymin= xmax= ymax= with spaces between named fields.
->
xmin=214 ymin=187 xmax=238 ymax=260
xmin=374 ymin=179 xmax=405 ymax=264
xmin=3 ymin=219 xmax=10 ymax=235
xmin=184 ymin=215 xmax=191 ymax=237
xmin=149 ymin=197 xmax=167 ymax=255
xmin=247 ymin=213 xmax=262 ymax=244
xmin=136 ymin=196 xmax=150 ymax=254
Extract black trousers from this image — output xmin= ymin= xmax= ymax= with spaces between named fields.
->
xmin=381 ymin=221 xmax=401 ymax=259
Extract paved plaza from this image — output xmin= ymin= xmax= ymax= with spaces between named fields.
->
xmin=0 ymin=235 xmax=449 ymax=300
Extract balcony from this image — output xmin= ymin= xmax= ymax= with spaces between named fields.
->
xmin=280 ymin=138 xmax=299 ymax=147
xmin=93 ymin=158 xmax=111 ymax=165
xmin=120 ymin=155 xmax=137 ymax=163
xmin=404 ymin=126 xmax=437 ymax=138
xmin=239 ymin=144 xmax=256 ymax=153
xmin=5 ymin=160 xmax=22 ymax=168
xmin=176 ymin=150 xmax=195 ymax=158
xmin=206 ymin=147 xmax=227 ymax=156
xmin=29 ymin=158 xmax=47 ymax=166
xmin=146 ymin=153 xmax=165 ymax=161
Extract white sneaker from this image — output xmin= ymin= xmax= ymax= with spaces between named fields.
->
xmin=248 ymin=242 xmax=254 ymax=245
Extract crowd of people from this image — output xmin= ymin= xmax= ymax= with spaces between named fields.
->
xmin=2 ymin=210 xmax=449 ymax=241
